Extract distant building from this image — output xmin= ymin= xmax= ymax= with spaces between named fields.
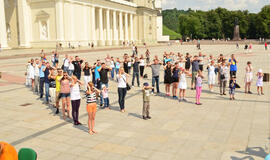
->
xmin=0 ymin=0 xmax=169 ymax=49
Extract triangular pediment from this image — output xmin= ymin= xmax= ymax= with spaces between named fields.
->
xmin=36 ymin=10 xmax=50 ymax=20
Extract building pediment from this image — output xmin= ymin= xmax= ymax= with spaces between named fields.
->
xmin=36 ymin=10 xmax=50 ymax=20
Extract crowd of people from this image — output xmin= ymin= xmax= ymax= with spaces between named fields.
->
xmin=25 ymin=47 xmax=265 ymax=134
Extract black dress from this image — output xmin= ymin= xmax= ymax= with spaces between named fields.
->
xmin=123 ymin=61 xmax=129 ymax=74
xmin=164 ymin=67 xmax=172 ymax=84
xmin=185 ymin=57 xmax=191 ymax=70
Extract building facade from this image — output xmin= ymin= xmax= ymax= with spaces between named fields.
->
xmin=0 ymin=0 xmax=168 ymax=49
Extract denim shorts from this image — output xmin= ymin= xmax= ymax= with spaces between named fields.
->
xmin=60 ymin=93 xmax=70 ymax=98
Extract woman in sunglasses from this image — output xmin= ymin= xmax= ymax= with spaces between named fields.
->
xmin=60 ymin=72 xmax=72 ymax=120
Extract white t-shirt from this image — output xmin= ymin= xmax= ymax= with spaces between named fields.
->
xmin=63 ymin=58 xmax=69 ymax=67
xmin=139 ymin=59 xmax=145 ymax=66
xmin=70 ymin=83 xmax=81 ymax=100
xmin=28 ymin=64 xmax=35 ymax=79
xmin=199 ymin=56 xmax=204 ymax=65
xmin=69 ymin=63 xmax=74 ymax=70
xmin=117 ymin=74 xmax=127 ymax=88
xmin=34 ymin=64 xmax=40 ymax=77
xmin=128 ymin=62 xmax=132 ymax=67
xmin=110 ymin=61 xmax=115 ymax=68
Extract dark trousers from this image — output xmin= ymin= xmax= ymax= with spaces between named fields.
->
xmin=118 ymin=88 xmax=127 ymax=110
xmin=104 ymin=97 xmax=110 ymax=108
xmin=132 ymin=72 xmax=140 ymax=86
xmin=71 ymin=99 xmax=80 ymax=123
xmin=39 ymin=77 xmax=45 ymax=98
xmin=152 ymin=76 xmax=160 ymax=93
xmin=73 ymin=71 xmax=81 ymax=80
xmin=140 ymin=66 xmax=145 ymax=77
xmin=220 ymin=80 xmax=227 ymax=94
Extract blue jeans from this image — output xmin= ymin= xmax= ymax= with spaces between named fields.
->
xmin=115 ymin=68 xmax=119 ymax=75
xmin=63 ymin=66 xmax=69 ymax=72
xmin=100 ymin=83 xmax=108 ymax=106
xmin=118 ymin=88 xmax=127 ymax=110
xmin=132 ymin=72 xmax=140 ymax=86
xmin=45 ymin=82 xmax=50 ymax=102
xmin=68 ymin=70 xmax=73 ymax=76
xmin=111 ymin=68 xmax=115 ymax=79
xmin=104 ymin=98 xmax=110 ymax=108
xmin=39 ymin=77 xmax=45 ymax=98
xmin=152 ymin=76 xmax=160 ymax=93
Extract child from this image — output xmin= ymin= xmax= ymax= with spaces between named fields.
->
xmin=256 ymin=69 xmax=264 ymax=95
xmin=196 ymin=70 xmax=204 ymax=105
xmin=178 ymin=68 xmax=190 ymax=102
xmin=142 ymin=82 xmax=153 ymax=120
xmin=244 ymin=61 xmax=253 ymax=94
xmin=101 ymin=84 xmax=110 ymax=109
xmin=229 ymin=75 xmax=237 ymax=100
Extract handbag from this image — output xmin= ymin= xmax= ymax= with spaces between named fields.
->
xmin=220 ymin=74 xmax=225 ymax=80
xmin=122 ymin=75 xmax=131 ymax=91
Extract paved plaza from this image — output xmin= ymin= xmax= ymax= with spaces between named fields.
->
xmin=0 ymin=44 xmax=269 ymax=160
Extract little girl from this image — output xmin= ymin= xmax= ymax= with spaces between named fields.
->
xmin=244 ymin=61 xmax=253 ymax=94
xmin=178 ymin=68 xmax=190 ymax=102
xmin=196 ymin=70 xmax=204 ymax=105
xmin=102 ymin=84 xmax=110 ymax=109
xmin=256 ymin=69 xmax=264 ymax=95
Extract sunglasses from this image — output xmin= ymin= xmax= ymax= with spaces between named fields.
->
xmin=63 ymin=75 xmax=68 ymax=77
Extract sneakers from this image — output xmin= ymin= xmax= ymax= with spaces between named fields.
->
xmin=142 ymin=116 xmax=147 ymax=120
xmin=146 ymin=116 xmax=151 ymax=119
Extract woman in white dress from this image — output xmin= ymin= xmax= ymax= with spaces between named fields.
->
xmin=208 ymin=60 xmax=216 ymax=92
xmin=244 ymin=61 xmax=253 ymax=94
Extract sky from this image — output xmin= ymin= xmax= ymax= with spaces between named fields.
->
xmin=162 ymin=0 xmax=269 ymax=13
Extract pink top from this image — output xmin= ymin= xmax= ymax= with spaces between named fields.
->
xmin=61 ymin=79 xmax=70 ymax=93
xmin=102 ymin=89 xmax=108 ymax=98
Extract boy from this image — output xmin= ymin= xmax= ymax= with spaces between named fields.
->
xmin=101 ymin=84 xmax=110 ymax=109
xmin=142 ymin=82 xmax=153 ymax=120
xmin=229 ymin=75 xmax=236 ymax=100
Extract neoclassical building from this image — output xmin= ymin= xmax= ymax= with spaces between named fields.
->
xmin=0 ymin=0 xmax=169 ymax=49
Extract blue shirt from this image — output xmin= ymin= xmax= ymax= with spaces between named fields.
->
xmin=164 ymin=58 xmax=172 ymax=64
xmin=229 ymin=59 xmax=237 ymax=71
xmin=95 ymin=65 xmax=101 ymax=80
xmin=39 ymin=65 xmax=46 ymax=78
xmin=115 ymin=62 xmax=120 ymax=69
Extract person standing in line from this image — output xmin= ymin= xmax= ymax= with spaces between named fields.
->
xmin=94 ymin=60 xmax=102 ymax=88
xmin=34 ymin=58 xmax=40 ymax=94
xmin=207 ymin=60 xmax=216 ymax=92
xmin=86 ymin=82 xmax=100 ymax=135
xmin=123 ymin=58 xmax=129 ymax=74
xmin=48 ymin=67 xmax=56 ymax=107
xmin=229 ymin=54 xmax=238 ymax=78
xmin=147 ymin=59 xmax=162 ymax=94
xmin=54 ymin=52 xmax=59 ymax=68
xmin=127 ymin=58 xmax=132 ymax=74
xmin=98 ymin=63 xmax=111 ymax=107
xmin=115 ymin=58 xmax=121 ymax=75
xmin=101 ymin=84 xmax=110 ymax=109
xmin=110 ymin=57 xmax=115 ymax=80
xmin=50 ymin=68 xmax=63 ymax=114
xmin=62 ymin=54 xmax=70 ymax=72
xmin=178 ymin=68 xmax=190 ymax=102
xmin=145 ymin=49 xmax=150 ymax=64
xmin=83 ymin=62 xmax=91 ymax=91
xmin=132 ymin=57 xmax=140 ymax=87
xmin=244 ymin=61 xmax=253 ymax=94
xmin=117 ymin=67 xmax=129 ymax=113
xmin=164 ymin=61 xmax=173 ymax=96
xmin=68 ymin=56 xmax=74 ymax=76
xmin=229 ymin=75 xmax=236 ymax=100
xmin=70 ymin=76 xmax=83 ymax=125
xmin=172 ymin=62 xmax=180 ymax=99
xmin=72 ymin=56 xmax=84 ymax=80
xmin=256 ymin=69 xmax=264 ymax=95
xmin=219 ymin=60 xmax=229 ymax=95
xmin=39 ymin=60 xmax=46 ymax=99
xmin=191 ymin=56 xmax=200 ymax=90
xmin=60 ymin=72 xmax=72 ymax=120
xmin=139 ymin=55 xmax=145 ymax=78
xmin=142 ymin=82 xmax=153 ymax=120
xmin=198 ymin=52 xmax=205 ymax=72
xmin=28 ymin=59 xmax=35 ymax=90
xmin=195 ymin=70 xmax=204 ymax=105
xmin=185 ymin=53 xmax=191 ymax=71
xmin=44 ymin=62 xmax=51 ymax=104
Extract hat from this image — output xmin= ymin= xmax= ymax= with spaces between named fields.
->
xmin=101 ymin=84 xmax=106 ymax=88
xmin=258 ymin=69 xmax=262 ymax=73
xmin=143 ymin=82 xmax=149 ymax=87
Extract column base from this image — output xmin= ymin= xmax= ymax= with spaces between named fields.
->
xmin=98 ymin=40 xmax=105 ymax=46
xmin=112 ymin=40 xmax=119 ymax=46
xmin=105 ymin=40 xmax=112 ymax=46
xmin=119 ymin=40 xmax=124 ymax=46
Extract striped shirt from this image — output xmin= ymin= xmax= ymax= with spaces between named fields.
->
xmin=86 ymin=92 xmax=96 ymax=103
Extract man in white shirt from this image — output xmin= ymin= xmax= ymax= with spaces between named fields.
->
xmin=63 ymin=54 xmax=70 ymax=72
xmin=34 ymin=58 xmax=40 ymax=94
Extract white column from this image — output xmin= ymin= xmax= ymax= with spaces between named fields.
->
xmin=119 ymin=12 xmax=123 ymax=44
xmin=83 ymin=5 xmax=89 ymax=43
xmin=112 ymin=10 xmax=118 ymax=45
xmin=98 ymin=8 xmax=104 ymax=46
xmin=130 ymin=14 xmax=133 ymax=42
xmin=0 ymin=0 xmax=8 ymax=48
xmin=91 ymin=6 xmax=96 ymax=45
xmin=55 ymin=0 xmax=64 ymax=41
xmin=17 ymin=0 xmax=31 ymax=47
xmin=105 ymin=9 xmax=111 ymax=46
xmin=124 ymin=13 xmax=129 ymax=42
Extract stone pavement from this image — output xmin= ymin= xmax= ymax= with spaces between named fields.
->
xmin=0 ymin=44 xmax=269 ymax=160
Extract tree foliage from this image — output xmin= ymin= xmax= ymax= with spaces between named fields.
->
xmin=162 ymin=5 xmax=270 ymax=39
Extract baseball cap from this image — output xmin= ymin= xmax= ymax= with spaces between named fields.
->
xmin=143 ymin=82 xmax=149 ymax=87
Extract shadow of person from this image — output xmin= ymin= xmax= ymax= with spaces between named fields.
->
xmin=230 ymin=155 xmax=255 ymax=160
xmin=236 ymin=147 xmax=268 ymax=158
xmin=73 ymin=124 xmax=89 ymax=133
xmin=128 ymin=113 xmax=142 ymax=119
